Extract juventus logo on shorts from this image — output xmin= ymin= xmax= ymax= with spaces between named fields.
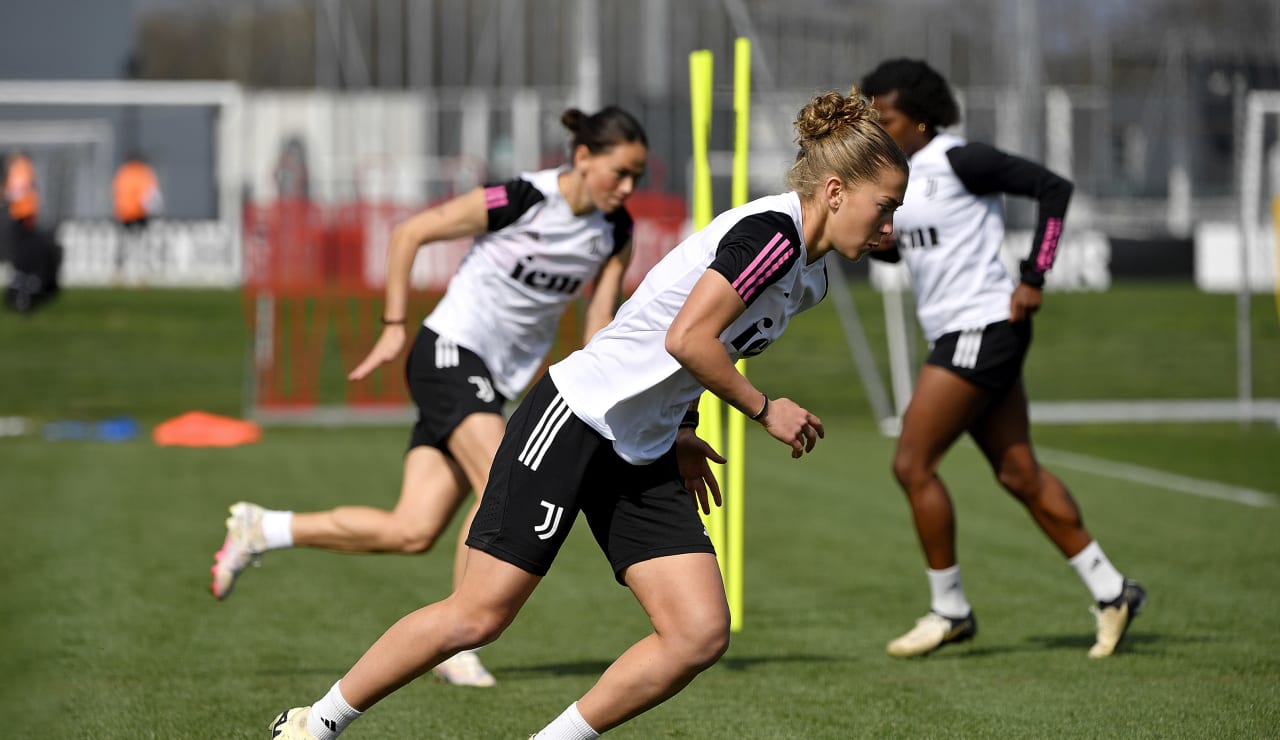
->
xmin=951 ymin=328 xmax=983 ymax=369
xmin=468 ymin=376 xmax=495 ymax=402
xmin=435 ymin=336 xmax=460 ymax=368
xmin=517 ymin=393 xmax=572 ymax=471
xmin=534 ymin=500 xmax=564 ymax=540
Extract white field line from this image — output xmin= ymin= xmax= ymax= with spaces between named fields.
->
xmin=1038 ymin=447 xmax=1277 ymax=508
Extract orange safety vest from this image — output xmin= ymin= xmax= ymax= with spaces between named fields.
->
xmin=5 ymin=154 xmax=38 ymax=221
xmin=113 ymin=160 xmax=160 ymax=223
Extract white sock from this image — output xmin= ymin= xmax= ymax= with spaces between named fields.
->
xmin=307 ymin=681 xmax=362 ymax=740
xmin=260 ymin=510 xmax=294 ymax=550
xmin=533 ymin=702 xmax=600 ymax=740
xmin=1069 ymin=540 xmax=1125 ymax=603
xmin=927 ymin=565 xmax=972 ymax=618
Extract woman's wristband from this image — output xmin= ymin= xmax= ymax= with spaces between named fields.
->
xmin=749 ymin=394 xmax=769 ymax=421
xmin=678 ymin=409 xmax=699 ymax=430
xmin=381 ymin=316 xmax=406 ymax=325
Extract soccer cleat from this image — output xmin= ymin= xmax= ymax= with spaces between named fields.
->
xmin=210 ymin=502 xmax=267 ymax=600
xmin=886 ymin=611 xmax=978 ymax=657
xmin=1088 ymin=579 xmax=1147 ymax=658
xmin=268 ymin=707 xmax=317 ymax=739
xmin=432 ymin=649 xmax=497 ymax=687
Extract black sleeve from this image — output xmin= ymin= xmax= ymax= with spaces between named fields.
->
xmin=946 ymin=142 xmax=1073 ymax=287
xmin=707 ymin=211 xmax=802 ymax=307
xmin=604 ymin=205 xmax=634 ymax=256
xmin=483 ymin=178 xmax=545 ymax=232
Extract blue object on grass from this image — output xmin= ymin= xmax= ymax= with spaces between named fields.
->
xmin=43 ymin=417 xmax=140 ymax=442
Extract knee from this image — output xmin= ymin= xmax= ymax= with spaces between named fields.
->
xmin=672 ymin=617 xmax=731 ymax=671
xmin=996 ymin=461 xmax=1041 ymax=501
xmin=892 ymin=448 xmax=932 ymax=492
xmin=391 ymin=520 xmax=441 ymax=555
xmin=447 ymin=604 xmax=516 ymax=650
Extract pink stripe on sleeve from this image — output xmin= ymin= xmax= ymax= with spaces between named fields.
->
xmin=732 ymin=232 xmax=789 ymax=292
xmin=738 ymin=245 xmax=796 ymax=302
xmin=484 ymin=185 xmax=509 ymax=209
xmin=1036 ymin=217 xmax=1063 ymax=272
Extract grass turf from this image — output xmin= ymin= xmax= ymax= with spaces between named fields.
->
xmin=1 ymin=285 xmax=1277 ymax=738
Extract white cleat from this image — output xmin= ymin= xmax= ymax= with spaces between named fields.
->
xmin=432 ymin=649 xmax=497 ymax=687
xmin=210 ymin=502 xmax=267 ymax=600
xmin=269 ymin=707 xmax=318 ymax=739
xmin=1089 ymin=579 xmax=1147 ymax=658
xmin=886 ymin=611 xmax=978 ymax=657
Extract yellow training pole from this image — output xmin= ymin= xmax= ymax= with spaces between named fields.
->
xmin=725 ymin=36 xmax=751 ymax=632
xmin=690 ymin=49 xmax=726 ymax=575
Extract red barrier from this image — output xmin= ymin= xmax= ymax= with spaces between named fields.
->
xmin=244 ymin=192 xmax=687 ymax=416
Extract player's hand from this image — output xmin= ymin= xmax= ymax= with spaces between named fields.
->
xmin=348 ymin=325 xmax=408 ymax=381
xmin=759 ymin=397 xmax=824 ymax=459
xmin=676 ymin=427 xmax=726 ymax=514
xmin=1010 ymin=283 xmax=1042 ymax=323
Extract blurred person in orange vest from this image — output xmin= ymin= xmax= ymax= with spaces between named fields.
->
xmin=113 ymin=154 xmax=162 ymax=229
xmin=5 ymin=151 xmax=39 ymax=229
xmin=112 ymin=154 xmax=162 ymax=279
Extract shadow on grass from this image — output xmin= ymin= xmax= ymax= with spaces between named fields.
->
xmin=497 ymin=653 xmax=853 ymax=680
xmin=921 ymin=630 xmax=1171 ymax=660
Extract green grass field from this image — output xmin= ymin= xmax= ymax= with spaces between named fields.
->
xmin=2 ymin=285 xmax=1278 ymax=738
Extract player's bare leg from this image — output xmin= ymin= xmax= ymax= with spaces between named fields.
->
xmin=552 ymin=552 xmax=730 ymax=734
xmin=969 ymin=379 xmax=1145 ymax=657
xmin=968 ymin=379 xmax=1089 ymax=557
xmin=290 ymin=446 xmax=469 ymax=553
xmin=886 ymin=365 xmax=990 ymax=656
xmin=279 ymin=550 xmax=541 ymax=738
xmin=433 ymin=410 xmax=506 ymax=686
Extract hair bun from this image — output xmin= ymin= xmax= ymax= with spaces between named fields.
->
xmin=560 ymin=108 xmax=588 ymax=134
xmin=794 ymin=87 xmax=877 ymax=146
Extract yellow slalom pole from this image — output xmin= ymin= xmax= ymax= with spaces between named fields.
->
xmin=725 ymin=37 xmax=751 ymax=633
xmin=690 ymin=49 xmax=726 ymax=578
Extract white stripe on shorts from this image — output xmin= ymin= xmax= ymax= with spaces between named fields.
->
xmin=435 ymin=336 xmax=459 ymax=368
xmin=952 ymin=328 xmax=983 ymax=369
xmin=518 ymin=393 xmax=573 ymax=471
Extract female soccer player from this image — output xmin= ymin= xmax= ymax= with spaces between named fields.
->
xmin=860 ymin=58 xmax=1145 ymax=659
xmin=210 ymin=106 xmax=649 ymax=686
xmin=266 ymin=87 xmax=908 ymax=739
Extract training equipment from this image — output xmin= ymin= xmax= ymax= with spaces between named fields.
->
xmin=431 ymin=650 xmax=497 ymax=687
xmin=886 ymin=611 xmax=979 ymax=657
xmin=689 ymin=38 xmax=751 ymax=633
xmin=1089 ymin=579 xmax=1147 ymax=658
xmin=269 ymin=707 xmax=317 ymax=739
xmin=210 ymin=502 xmax=266 ymax=600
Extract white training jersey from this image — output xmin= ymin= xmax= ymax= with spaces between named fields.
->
xmin=888 ymin=133 xmax=1072 ymax=343
xmin=550 ymin=192 xmax=828 ymax=465
xmin=424 ymin=167 xmax=632 ymax=399
xmin=892 ymin=133 xmax=1012 ymax=342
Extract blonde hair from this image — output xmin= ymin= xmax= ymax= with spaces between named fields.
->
xmin=786 ymin=87 xmax=908 ymax=196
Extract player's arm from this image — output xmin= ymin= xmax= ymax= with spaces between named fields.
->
xmin=666 ymin=220 xmax=823 ymax=459
xmin=348 ymin=188 xmax=489 ymax=380
xmin=582 ymin=243 xmax=632 ymax=344
xmin=948 ymin=142 xmax=1073 ymax=319
xmin=582 ymin=206 xmax=636 ymax=344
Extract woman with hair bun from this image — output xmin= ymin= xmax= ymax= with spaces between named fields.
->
xmin=266 ymin=87 xmax=906 ymax=739
xmin=210 ymin=107 xmax=648 ymax=687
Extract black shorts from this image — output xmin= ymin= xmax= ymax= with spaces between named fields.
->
xmin=926 ymin=319 xmax=1032 ymax=392
xmin=467 ymin=374 xmax=714 ymax=584
xmin=405 ymin=326 xmax=508 ymax=454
